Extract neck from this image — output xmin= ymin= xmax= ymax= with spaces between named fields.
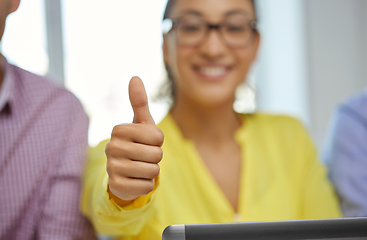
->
xmin=170 ymin=95 xmax=242 ymax=145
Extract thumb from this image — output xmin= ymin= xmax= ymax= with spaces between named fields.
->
xmin=129 ymin=76 xmax=155 ymax=125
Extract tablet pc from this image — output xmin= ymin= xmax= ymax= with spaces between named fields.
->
xmin=162 ymin=217 xmax=367 ymax=240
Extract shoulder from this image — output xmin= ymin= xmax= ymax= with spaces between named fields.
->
xmin=242 ymin=113 xmax=317 ymax=175
xmin=246 ymin=112 xmax=307 ymax=134
xmin=244 ymin=112 xmax=313 ymax=153
xmin=338 ymin=91 xmax=367 ymax=123
xmin=11 ymin=64 xmax=86 ymax=118
xmin=327 ymin=91 xmax=367 ymax=145
xmin=12 ymin=64 xmax=74 ymax=101
xmin=342 ymin=90 xmax=367 ymax=109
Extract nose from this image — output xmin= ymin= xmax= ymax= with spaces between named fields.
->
xmin=198 ymin=29 xmax=227 ymax=59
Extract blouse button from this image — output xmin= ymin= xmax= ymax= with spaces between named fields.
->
xmin=233 ymin=213 xmax=242 ymax=222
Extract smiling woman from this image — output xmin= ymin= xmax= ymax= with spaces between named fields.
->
xmin=81 ymin=1 xmax=342 ymax=239
xmin=162 ymin=0 xmax=259 ymax=111
xmin=159 ymin=0 xmax=257 ymax=102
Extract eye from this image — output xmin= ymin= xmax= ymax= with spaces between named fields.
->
xmin=225 ymin=23 xmax=248 ymax=33
xmin=180 ymin=24 xmax=201 ymax=32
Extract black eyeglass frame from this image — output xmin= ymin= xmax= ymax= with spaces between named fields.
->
xmin=162 ymin=17 xmax=258 ymax=48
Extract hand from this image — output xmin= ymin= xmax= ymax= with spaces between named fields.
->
xmin=106 ymin=76 xmax=164 ymax=206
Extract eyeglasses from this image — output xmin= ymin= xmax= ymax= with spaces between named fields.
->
xmin=162 ymin=15 xmax=258 ymax=48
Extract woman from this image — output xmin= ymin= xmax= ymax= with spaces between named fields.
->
xmin=81 ymin=0 xmax=341 ymax=239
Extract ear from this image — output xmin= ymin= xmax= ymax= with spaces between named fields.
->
xmin=162 ymin=35 xmax=170 ymax=65
xmin=9 ymin=0 xmax=21 ymax=14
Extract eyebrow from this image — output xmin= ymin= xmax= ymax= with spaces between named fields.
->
xmin=177 ymin=9 xmax=254 ymax=19
xmin=225 ymin=9 xmax=253 ymax=17
xmin=178 ymin=10 xmax=203 ymax=17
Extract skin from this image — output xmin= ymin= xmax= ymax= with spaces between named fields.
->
xmin=107 ymin=0 xmax=260 ymax=211
xmin=107 ymin=77 xmax=164 ymax=206
xmin=0 ymin=0 xmax=21 ymax=88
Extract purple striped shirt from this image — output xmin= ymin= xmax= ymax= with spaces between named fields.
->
xmin=0 ymin=57 xmax=97 ymax=239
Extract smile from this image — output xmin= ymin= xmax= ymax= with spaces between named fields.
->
xmin=199 ymin=67 xmax=227 ymax=77
xmin=193 ymin=65 xmax=231 ymax=81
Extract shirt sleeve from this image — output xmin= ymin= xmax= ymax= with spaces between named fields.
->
xmin=324 ymin=105 xmax=367 ymax=217
xmin=293 ymin=120 xmax=342 ymax=219
xmin=80 ymin=139 xmax=159 ymax=237
xmin=37 ymin=95 xmax=97 ymax=240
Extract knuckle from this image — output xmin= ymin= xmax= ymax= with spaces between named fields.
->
xmin=141 ymin=181 xmax=155 ymax=195
xmin=152 ymin=164 xmax=160 ymax=177
xmin=106 ymin=159 xmax=118 ymax=176
xmin=109 ymin=178 xmax=138 ymax=200
xmin=107 ymin=158 xmax=130 ymax=177
xmin=105 ymin=140 xmax=117 ymax=154
xmin=153 ymin=147 xmax=163 ymax=163
xmin=111 ymin=125 xmax=122 ymax=138
xmin=106 ymin=141 xmax=131 ymax=159
xmin=105 ymin=140 xmax=112 ymax=152
xmin=153 ymin=127 xmax=164 ymax=145
xmin=108 ymin=177 xmax=120 ymax=191
xmin=106 ymin=140 xmax=124 ymax=155
xmin=111 ymin=124 xmax=133 ymax=139
xmin=106 ymin=163 xmax=112 ymax=175
xmin=146 ymin=163 xmax=160 ymax=179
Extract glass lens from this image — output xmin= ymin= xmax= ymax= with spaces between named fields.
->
xmin=222 ymin=18 xmax=254 ymax=47
xmin=176 ymin=16 xmax=206 ymax=46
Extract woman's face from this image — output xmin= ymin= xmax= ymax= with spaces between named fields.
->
xmin=164 ymin=0 xmax=260 ymax=108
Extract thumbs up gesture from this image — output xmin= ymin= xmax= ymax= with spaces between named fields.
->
xmin=106 ymin=77 xmax=164 ymax=205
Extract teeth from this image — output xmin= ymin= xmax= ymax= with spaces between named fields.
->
xmin=200 ymin=67 xmax=226 ymax=77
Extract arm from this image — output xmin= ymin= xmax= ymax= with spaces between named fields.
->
xmin=293 ymin=121 xmax=342 ymax=219
xmin=301 ymin=154 xmax=342 ymax=219
xmin=37 ymin=95 xmax=97 ymax=240
xmin=80 ymin=77 xmax=163 ymax=237
xmin=81 ymin=141 xmax=159 ymax=237
xmin=324 ymin=105 xmax=367 ymax=217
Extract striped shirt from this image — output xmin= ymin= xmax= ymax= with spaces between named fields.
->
xmin=0 ymin=57 xmax=97 ymax=239
xmin=324 ymin=89 xmax=367 ymax=217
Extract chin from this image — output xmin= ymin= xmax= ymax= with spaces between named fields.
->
xmin=191 ymin=92 xmax=234 ymax=109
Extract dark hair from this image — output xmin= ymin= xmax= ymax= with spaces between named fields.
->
xmin=163 ymin=0 xmax=176 ymax=20
xmin=163 ymin=0 xmax=257 ymax=20
xmin=156 ymin=0 xmax=257 ymax=103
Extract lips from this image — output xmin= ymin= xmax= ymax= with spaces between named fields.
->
xmin=193 ymin=65 xmax=231 ymax=80
xmin=199 ymin=67 xmax=226 ymax=77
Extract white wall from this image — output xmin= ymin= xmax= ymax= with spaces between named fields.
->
xmin=305 ymin=0 xmax=367 ymax=149
xmin=1 ymin=0 xmax=48 ymax=75
xmin=254 ymin=0 xmax=367 ymax=151
xmin=254 ymin=0 xmax=309 ymax=125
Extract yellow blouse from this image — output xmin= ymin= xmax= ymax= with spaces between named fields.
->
xmin=81 ymin=113 xmax=341 ymax=240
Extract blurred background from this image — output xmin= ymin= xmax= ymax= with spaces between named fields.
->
xmin=1 ymin=0 xmax=366 ymax=152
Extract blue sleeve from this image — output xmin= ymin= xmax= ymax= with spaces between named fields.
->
xmin=324 ymin=105 xmax=367 ymax=217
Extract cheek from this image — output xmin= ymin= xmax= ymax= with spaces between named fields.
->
xmin=175 ymin=46 xmax=193 ymax=67
xmin=170 ymin=46 xmax=195 ymax=82
xmin=234 ymin=49 xmax=255 ymax=76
